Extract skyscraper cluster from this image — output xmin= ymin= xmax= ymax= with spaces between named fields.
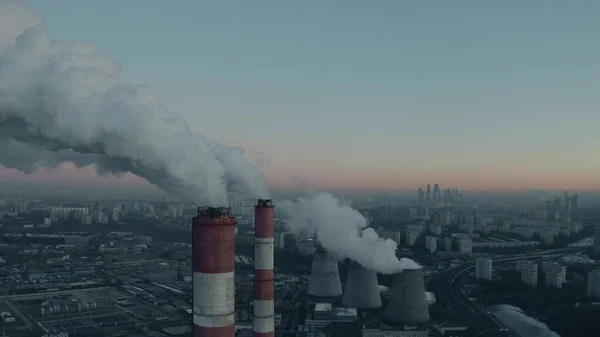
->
xmin=417 ymin=184 xmax=463 ymax=205
xmin=545 ymin=191 xmax=579 ymax=222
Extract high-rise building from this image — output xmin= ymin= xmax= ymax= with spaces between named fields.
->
xmin=426 ymin=185 xmax=431 ymax=203
xmin=442 ymin=212 xmax=453 ymax=225
xmin=587 ymin=270 xmax=600 ymax=299
xmin=431 ymin=212 xmax=440 ymax=226
xmin=595 ymin=226 xmax=600 ymax=254
xmin=540 ymin=230 xmax=555 ymax=245
xmin=444 ymin=237 xmax=453 ymax=251
xmin=425 ymin=236 xmax=437 ymax=253
xmin=408 ymin=208 xmax=418 ymax=220
xmin=433 ymin=184 xmax=441 ymax=203
xmin=148 ymin=205 xmax=155 ymax=217
xmin=112 ymin=207 xmax=119 ymax=222
xmin=552 ymin=198 xmax=561 ymax=214
xmin=543 ymin=262 xmax=566 ymax=289
xmin=545 ymin=270 xmax=562 ymax=288
xmin=275 ymin=232 xmax=286 ymax=250
xmin=417 ymin=186 xmax=425 ymax=206
xmin=458 ymin=238 xmax=472 ymax=254
xmin=571 ymin=194 xmax=579 ymax=213
xmin=520 ymin=261 xmax=538 ymax=288
xmin=563 ymin=191 xmax=570 ymax=214
xmin=405 ymin=230 xmax=419 ymax=246
xmin=475 ymin=258 xmax=493 ymax=281
xmin=429 ymin=224 xmax=442 ymax=236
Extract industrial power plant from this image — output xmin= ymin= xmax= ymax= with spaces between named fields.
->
xmin=191 ymin=199 xmax=433 ymax=337
xmin=192 ymin=200 xmax=278 ymax=337
xmin=2 ymin=3 xmax=584 ymax=336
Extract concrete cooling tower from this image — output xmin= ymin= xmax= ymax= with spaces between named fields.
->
xmin=307 ymin=247 xmax=343 ymax=297
xmin=342 ymin=261 xmax=382 ymax=309
xmin=382 ymin=269 xmax=430 ymax=325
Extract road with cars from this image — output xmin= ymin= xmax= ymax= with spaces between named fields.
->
xmin=431 ymin=248 xmax=579 ymax=336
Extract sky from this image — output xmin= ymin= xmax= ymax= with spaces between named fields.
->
xmin=2 ymin=0 xmax=600 ymax=192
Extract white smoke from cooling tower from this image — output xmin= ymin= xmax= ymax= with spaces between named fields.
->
xmin=0 ymin=0 xmax=268 ymax=207
xmin=279 ymin=192 xmax=420 ymax=274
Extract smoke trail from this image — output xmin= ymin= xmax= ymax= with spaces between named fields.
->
xmin=1 ymin=1 xmax=418 ymax=273
xmin=0 ymin=0 xmax=268 ymax=206
xmin=279 ymin=192 xmax=420 ymax=274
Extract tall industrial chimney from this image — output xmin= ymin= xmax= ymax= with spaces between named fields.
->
xmin=342 ymin=261 xmax=382 ymax=309
xmin=254 ymin=199 xmax=275 ymax=337
xmin=307 ymin=246 xmax=343 ymax=298
xmin=382 ymin=269 xmax=430 ymax=325
xmin=192 ymin=207 xmax=236 ymax=337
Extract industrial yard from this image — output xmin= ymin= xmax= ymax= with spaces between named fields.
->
xmin=0 ymin=287 xmax=185 ymax=337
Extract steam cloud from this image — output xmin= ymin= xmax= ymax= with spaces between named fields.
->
xmin=0 ymin=0 xmax=268 ymax=206
xmin=0 ymin=1 xmax=418 ymax=273
xmin=279 ymin=192 xmax=421 ymax=274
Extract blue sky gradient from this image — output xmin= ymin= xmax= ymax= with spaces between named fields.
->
xmin=12 ymin=0 xmax=600 ymax=191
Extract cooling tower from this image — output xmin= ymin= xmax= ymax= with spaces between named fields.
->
xmin=192 ymin=207 xmax=236 ymax=337
xmin=382 ymin=269 xmax=430 ymax=325
xmin=307 ymin=246 xmax=343 ymax=297
xmin=342 ymin=261 xmax=382 ymax=309
xmin=253 ymin=199 xmax=275 ymax=337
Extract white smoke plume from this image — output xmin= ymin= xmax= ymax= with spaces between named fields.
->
xmin=1 ymin=1 xmax=418 ymax=273
xmin=0 ymin=0 xmax=268 ymax=206
xmin=279 ymin=192 xmax=421 ymax=274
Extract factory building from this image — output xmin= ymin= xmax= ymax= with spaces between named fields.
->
xmin=304 ymin=304 xmax=359 ymax=337
xmin=475 ymin=258 xmax=493 ymax=281
xmin=362 ymin=326 xmax=428 ymax=337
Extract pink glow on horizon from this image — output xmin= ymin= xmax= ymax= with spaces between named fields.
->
xmin=1 ymin=164 xmax=599 ymax=192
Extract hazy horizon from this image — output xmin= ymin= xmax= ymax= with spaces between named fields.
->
xmin=2 ymin=0 xmax=599 ymax=193
xmin=1 ymin=163 xmax=599 ymax=195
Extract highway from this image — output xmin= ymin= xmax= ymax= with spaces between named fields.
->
xmin=431 ymin=248 xmax=579 ymax=337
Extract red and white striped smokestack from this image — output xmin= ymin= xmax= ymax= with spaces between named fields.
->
xmin=254 ymin=199 xmax=275 ymax=337
xmin=192 ymin=207 xmax=236 ymax=337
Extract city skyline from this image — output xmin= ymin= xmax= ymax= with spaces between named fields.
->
xmin=2 ymin=0 xmax=599 ymax=192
